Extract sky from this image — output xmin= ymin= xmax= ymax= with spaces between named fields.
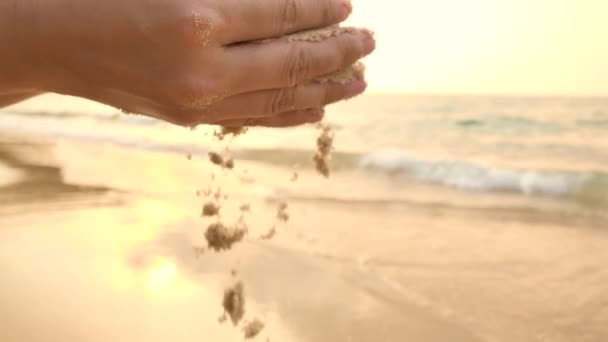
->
xmin=346 ymin=0 xmax=608 ymax=95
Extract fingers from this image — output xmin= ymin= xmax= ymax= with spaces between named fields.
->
xmin=204 ymin=80 xmax=366 ymax=120
xmin=218 ymin=0 xmax=351 ymax=45
xmin=224 ymin=28 xmax=374 ymax=93
xmin=217 ymin=108 xmax=325 ymax=128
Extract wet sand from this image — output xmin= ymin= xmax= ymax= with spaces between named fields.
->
xmin=1 ymin=132 xmax=607 ymax=342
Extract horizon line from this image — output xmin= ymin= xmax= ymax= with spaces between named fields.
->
xmin=364 ymin=91 xmax=608 ymax=98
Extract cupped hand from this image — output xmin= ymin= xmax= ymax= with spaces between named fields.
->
xmin=16 ymin=0 xmax=374 ymax=127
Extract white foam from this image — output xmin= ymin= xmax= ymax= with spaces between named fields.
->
xmin=359 ymin=150 xmax=591 ymax=197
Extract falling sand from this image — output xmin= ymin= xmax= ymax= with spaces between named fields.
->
xmin=242 ymin=319 xmax=265 ymax=339
xmin=196 ymin=25 xmax=370 ymax=340
xmin=260 ymin=226 xmax=277 ymax=240
xmin=201 ymin=201 xmax=220 ymax=217
xmin=222 ymin=281 xmax=246 ymax=326
xmin=208 ymin=151 xmax=235 ymax=170
xmin=313 ymin=123 xmax=334 ymax=178
xmin=276 ymin=202 xmax=290 ymax=223
xmin=209 ymin=152 xmax=224 ymax=166
xmin=216 ymin=126 xmax=249 ymax=141
xmin=204 ymin=222 xmax=247 ymax=252
xmin=212 ymin=26 xmax=366 ymax=178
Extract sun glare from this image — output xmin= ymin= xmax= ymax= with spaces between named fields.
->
xmin=145 ymin=258 xmax=178 ymax=293
xmin=346 ymin=0 xmax=608 ymax=95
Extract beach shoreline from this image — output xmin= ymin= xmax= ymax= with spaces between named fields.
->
xmin=0 ymin=132 xmax=487 ymax=342
xmin=1 ymin=93 xmax=607 ymax=342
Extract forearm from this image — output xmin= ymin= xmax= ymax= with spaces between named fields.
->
xmin=0 ymin=0 xmax=40 ymax=99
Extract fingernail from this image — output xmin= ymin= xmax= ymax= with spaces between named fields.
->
xmin=337 ymin=0 xmax=353 ymax=22
xmin=362 ymin=32 xmax=376 ymax=55
xmin=346 ymin=79 xmax=368 ymax=97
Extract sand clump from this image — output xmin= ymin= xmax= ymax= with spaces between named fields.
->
xmin=243 ymin=319 xmax=265 ymax=339
xmin=208 ymin=152 xmax=235 ymax=170
xmin=224 ymin=158 xmax=235 ymax=170
xmin=220 ymin=281 xmax=266 ymax=340
xmin=215 ymin=126 xmax=249 ymax=141
xmin=313 ymin=123 xmax=334 ymax=178
xmin=202 ymin=202 xmax=220 ymax=217
xmin=314 ymin=62 xmax=366 ymax=85
xmin=205 ymin=222 xmax=247 ymax=252
xmin=276 ymin=202 xmax=290 ymax=223
xmin=222 ymin=281 xmax=246 ymax=326
xmin=286 ymin=26 xmax=367 ymax=85
xmin=209 ymin=152 xmax=223 ymax=166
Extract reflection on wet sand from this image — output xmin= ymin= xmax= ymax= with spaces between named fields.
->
xmin=0 ymin=136 xmax=484 ymax=342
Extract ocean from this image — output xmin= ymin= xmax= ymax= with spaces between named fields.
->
xmin=2 ymin=94 xmax=607 ymax=207
xmin=0 ymin=94 xmax=607 ymax=342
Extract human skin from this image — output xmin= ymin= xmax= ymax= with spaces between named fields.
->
xmin=0 ymin=0 xmax=375 ymax=127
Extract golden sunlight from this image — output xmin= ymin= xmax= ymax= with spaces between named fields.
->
xmin=145 ymin=258 xmax=179 ymax=293
xmin=347 ymin=0 xmax=608 ymax=95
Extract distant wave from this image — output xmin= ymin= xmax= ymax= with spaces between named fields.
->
xmin=7 ymin=109 xmax=161 ymax=126
xmin=359 ymin=150 xmax=608 ymax=205
xmin=2 ymin=110 xmax=606 ymax=206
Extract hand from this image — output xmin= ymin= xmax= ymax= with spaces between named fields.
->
xmin=13 ymin=0 xmax=374 ymax=127
xmin=0 ymin=91 xmax=42 ymax=108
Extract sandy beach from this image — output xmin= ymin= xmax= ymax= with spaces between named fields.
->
xmin=1 ymin=94 xmax=608 ymax=342
xmin=0 ymin=133 xmax=483 ymax=342
xmin=1 ymin=130 xmax=607 ymax=342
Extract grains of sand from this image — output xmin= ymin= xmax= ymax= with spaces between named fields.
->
xmin=222 ymin=281 xmax=245 ymax=326
xmin=216 ymin=126 xmax=249 ymax=141
xmin=192 ymin=11 xmax=214 ymax=47
xmin=193 ymin=246 xmax=206 ymax=257
xmin=276 ymin=202 xmax=290 ymax=223
xmin=188 ymin=94 xmax=220 ymax=111
xmin=243 ymin=319 xmax=265 ymax=339
xmin=214 ymin=188 xmax=222 ymax=201
xmin=261 ymin=226 xmax=277 ymax=240
xmin=290 ymin=171 xmax=299 ymax=182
